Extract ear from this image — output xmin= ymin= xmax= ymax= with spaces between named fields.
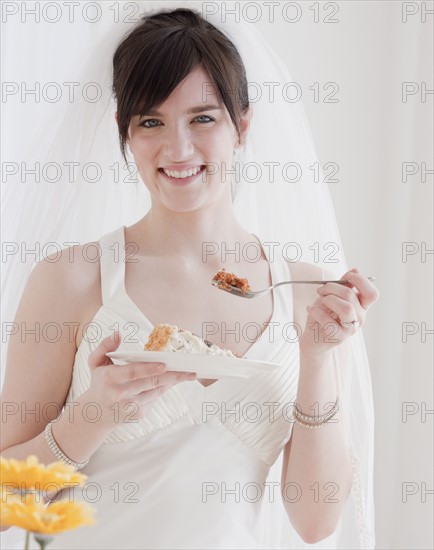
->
xmin=235 ymin=107 xmax=251 ymax=148
xmin=114 ymin=112 xmax=118 ymax=124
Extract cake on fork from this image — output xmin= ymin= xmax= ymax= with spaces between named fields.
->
xmin=212 ymin=269 xmax=251 ymax=293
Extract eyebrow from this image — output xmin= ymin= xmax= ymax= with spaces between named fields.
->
xmin=141 ymin=104 xmax=222 ymax=116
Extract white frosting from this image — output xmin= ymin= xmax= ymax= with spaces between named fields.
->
xmin=164 ymin=327 xmax=236 ymax=357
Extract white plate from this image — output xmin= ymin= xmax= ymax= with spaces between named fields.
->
xmin=106 ymin=351 xmax=281 ymax=380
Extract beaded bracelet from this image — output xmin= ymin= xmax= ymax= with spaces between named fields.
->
xmin=44 ymin=421 xmax=89 ymax=471
xmin=293 ymin=397 xmax=339 ymax=424
xmin=293 ymin=416 xmax=330 ymax=429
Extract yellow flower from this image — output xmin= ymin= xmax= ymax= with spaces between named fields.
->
xmin=1 ymin=492 xmax=96 ymax=534
xmin=0 ymin=455 xmax=87 ymax=492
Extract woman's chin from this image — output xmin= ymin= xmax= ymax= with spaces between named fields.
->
xmin=150 ymin=181 xmax=228 ymax=213
xmin=159 ymin=195 xmax=209 ymax=213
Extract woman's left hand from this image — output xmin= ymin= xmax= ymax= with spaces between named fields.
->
xmin=299 ymin=268 xmax=380 ymax=359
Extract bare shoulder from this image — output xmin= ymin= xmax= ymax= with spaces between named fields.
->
xmin=287 ymin=261 xmax=336 ymax=329
xmin=9 ymin=239 xmax=103 ymax=366
xmin=29 ymin=241 xmax=102 ymax=318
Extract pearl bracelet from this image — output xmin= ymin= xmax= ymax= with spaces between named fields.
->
xmin=44 ymin=421 xmax=89 ymax=471
xmin=293 ymin=397 xmax=339 ymax=424
xmin=293 ymin=416 xmax=330 ymax=429
xmin=292 ymin=397 xmax=339 ymax=428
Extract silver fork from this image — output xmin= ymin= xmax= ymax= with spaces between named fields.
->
xmin=211 ymin=276 xmax=376 ymax=299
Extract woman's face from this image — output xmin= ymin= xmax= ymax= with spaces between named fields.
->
xmin=126 ymin=65 xmax=249 ymax=213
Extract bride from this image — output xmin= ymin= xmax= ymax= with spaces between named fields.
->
xmin=1 ymin=6 xmax=379 ymax=549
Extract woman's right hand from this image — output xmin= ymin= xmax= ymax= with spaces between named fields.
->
xmin=83 ymin=332 xmax=196 ymax=429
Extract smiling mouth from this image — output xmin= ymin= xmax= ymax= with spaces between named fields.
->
xmin=158 ymin=165 xmax=206 ymax=182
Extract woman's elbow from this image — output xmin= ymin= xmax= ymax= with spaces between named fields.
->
xmin=288 ymin=500 xmax=349 ymax=544
xmin=297 ymin=522 xmax=339 ymax=544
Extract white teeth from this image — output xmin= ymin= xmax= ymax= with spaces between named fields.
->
xmin=162 ymin=165 xmax=202 ymax=179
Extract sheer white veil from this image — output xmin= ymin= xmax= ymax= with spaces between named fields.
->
xmin=1 ymin=2 xmax=375 ymax=548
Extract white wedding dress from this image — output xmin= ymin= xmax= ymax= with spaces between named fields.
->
xmin=51 ymin=225 xmax=301 ymax=549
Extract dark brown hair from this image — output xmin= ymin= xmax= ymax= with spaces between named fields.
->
xmin=112 ymin=8 xmax=249 ymax=163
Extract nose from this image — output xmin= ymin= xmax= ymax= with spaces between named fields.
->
xmin=163 ymin=123 xmax=195 ymax=161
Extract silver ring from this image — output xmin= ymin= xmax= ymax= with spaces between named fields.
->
xmin=340 ymin=319 xmax=360 ymax=328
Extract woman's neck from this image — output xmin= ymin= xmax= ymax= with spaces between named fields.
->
xmin=128 ymin=204 xmax=254 ymax=267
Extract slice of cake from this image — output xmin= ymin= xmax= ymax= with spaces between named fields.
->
xmin=212 ymin=269 xmax=251 ymax=293
xmin=144 ymin=324 xmax=238 ymax=358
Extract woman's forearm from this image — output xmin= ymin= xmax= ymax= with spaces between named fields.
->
xmin=0 ymin=394 xmax=111 ymax=524
xmin=1 ymin=391 xmax=112 ymax=472
xmin=282 ymin=351 xmax=353 ymax=544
